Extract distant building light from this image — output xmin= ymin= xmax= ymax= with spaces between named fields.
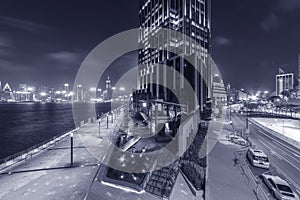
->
xmin=40 ymin=92 xmax=47 ymax=96
xmin=89 ymin=87 xmax=96 ymax=92
xmin=27 ymin=87 xmax=34 ymax=92
xmin=250 ymin=95 xmax=257 ymax=101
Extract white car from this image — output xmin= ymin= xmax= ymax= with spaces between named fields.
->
xmin=247 ymin=148 xmax=269 ymax=169
xmin=262 ymin=174 xmax=299 ymax=200
xmin=231 ymin=136 xmax=248 ymax=146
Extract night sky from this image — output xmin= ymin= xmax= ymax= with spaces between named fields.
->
xmin=0 ymin=0 xmax=300 ymax=93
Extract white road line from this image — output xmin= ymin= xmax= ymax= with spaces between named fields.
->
xmin=257 ymin=130 xmax=300 ymax=157
xmin=272 ymin=140 xmax=300 ymax=157
xmin=256 ymin=131 xmax=300 ymax=172
xmin=273 ymin=163 xmax=300 ymax=192
xmin=271 ymin=150 xmax=283 ymax=160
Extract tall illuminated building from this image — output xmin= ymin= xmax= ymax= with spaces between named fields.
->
xmin=276 ymin=68 xmax=294 ymax=96
xmin=136 ymin=0 xmax=211 ymax=111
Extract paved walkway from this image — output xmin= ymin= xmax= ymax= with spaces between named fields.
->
xmin=206 ymin=116 xmax=257 ymax=200
xmin=0 ymin=107 xmax=204 ymax=200
xmin=0 ymin=109 xmax=126 ymax=200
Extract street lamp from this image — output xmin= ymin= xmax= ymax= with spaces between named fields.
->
xmin=282 ymin=119 xmax=285 ymax=135
xmin=119 ymin=87 xmax=125 ymax=91
xmin=106 ymin=114 xmax=109 ymax=129
xmin=246 ymin=101 xmax=249 ymax=134
xmin=98 ymin=116 xmax=102 ymax=138
xmin=70 ymin=132 xmax=74 ymax=166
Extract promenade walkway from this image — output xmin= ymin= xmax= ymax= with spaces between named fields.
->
xmin=207 ymin=117 xmax=256 ymax=200
xmin=0 ymin=107 xmax=200 ymax=200
xmin=0 ymin=108 xmax=125 ymax=200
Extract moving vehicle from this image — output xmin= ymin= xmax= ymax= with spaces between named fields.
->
xmin=262 ymin=174 xmax=299 ymax=200
xmin=247 ymin=148 xmax=269 ymax=169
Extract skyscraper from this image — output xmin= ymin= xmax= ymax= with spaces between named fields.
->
xmin=276 ymin=68 xmax=294 ymax=96
xmin=135 ymin=0 xmax=211 ymax=112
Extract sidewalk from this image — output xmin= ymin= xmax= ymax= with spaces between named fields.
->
xmin=206 ymin=121 xmax=257 ymax=200
xmin=0 ymin=109 xmax=125 ymax=200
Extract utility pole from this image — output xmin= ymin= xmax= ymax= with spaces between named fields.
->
xmin=70 ymin=132 xmax=74 ymax=166
xmin=98 ymin=119 xmax=101 ymax=138
xmin=246 ymin=101 xmax=249 ymax=134
xmin=107 ymin=114 xmax=109 ymax=129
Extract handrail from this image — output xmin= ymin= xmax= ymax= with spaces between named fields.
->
xmin=0 ymin=127 xmax=75 ymax=165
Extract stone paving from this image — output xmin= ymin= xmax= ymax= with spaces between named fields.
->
xmin=0 ymin=108 xmax=197 ymax=200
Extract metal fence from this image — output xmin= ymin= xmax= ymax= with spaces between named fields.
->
xmin=0 ymin=127 xmax=77 ymax=169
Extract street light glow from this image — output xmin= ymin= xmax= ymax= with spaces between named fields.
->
xmin=27 ymin=87 xmax=34 ymax=91
xmin=89 ymin=87 xmax=96 ymax=92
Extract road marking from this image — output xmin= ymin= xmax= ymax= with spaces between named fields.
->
xmin=256 ymin=130 xmax=300 ymax=173
xmin=257 ymin=130 xmax=300 ymax=158
xmin=273 ymin=163 xmax=300 ymax=192
xmin=272 ymin=140 xmax=300 ymax=158
xmin=270 ymin=150 xmax=283 ymax=160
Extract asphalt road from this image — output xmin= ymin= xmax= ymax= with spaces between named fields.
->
xmin=231 ymin=112 xmax=300 ymax=199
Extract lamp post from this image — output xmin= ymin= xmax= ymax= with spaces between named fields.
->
xmin=107 ymin=114 xmax=109 ymax=129
xmin=98 ymin=118 xmax=101 ymax=138
xmin=229 ymin=101 xmax=232 ymax=125
xmin=70 ymin=132 xmax=74 ymax=166
xmin=246 ymin=101 xmax=249 ymax=134
xmin=111 ymin=112 xmax=113 ymax=123
xmin=282 ymin=119 xmax=285 ymax=135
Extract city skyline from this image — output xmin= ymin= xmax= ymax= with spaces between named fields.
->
xmin=1 ymin=1 xmax=300 ymax=200
xmin=0 ymin=0 xmax=300 ymax=92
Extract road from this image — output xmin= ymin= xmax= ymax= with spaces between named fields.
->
xmin=231 ymin=112 xmax=300 ymax=198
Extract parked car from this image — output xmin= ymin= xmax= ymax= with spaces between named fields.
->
xmin=262 ymin=174 xmax=299 ymax=200
xmin=231 ymin=136 xmax=248 ymax=146
xmin=247 ymin=148 xmax=270 ymax=169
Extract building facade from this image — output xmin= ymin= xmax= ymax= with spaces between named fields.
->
xmin=212 ymin=74 xmax=226 ymax=107
xmin=135 ymin=0 xmax=211 ymax=112
xmin=276 ymin=71 xmax=294 ymax=96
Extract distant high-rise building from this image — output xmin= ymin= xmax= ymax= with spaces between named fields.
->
xmin=19 ymin=84 xmax=27 ymax=92
xmin=276 ymin=68 xmax=294 ymax=96
xmin=3 ymin=83 xmax=12 ymax=92
xmin=104 ymin=76 xmax=113 ymax=100
xmin=135 ymin=0 xmax=211 ymax=111
xmin=64 ymin=83 xmax=69 ymax=94
xmin=212 ymin=74 xmax=226 ymax=106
